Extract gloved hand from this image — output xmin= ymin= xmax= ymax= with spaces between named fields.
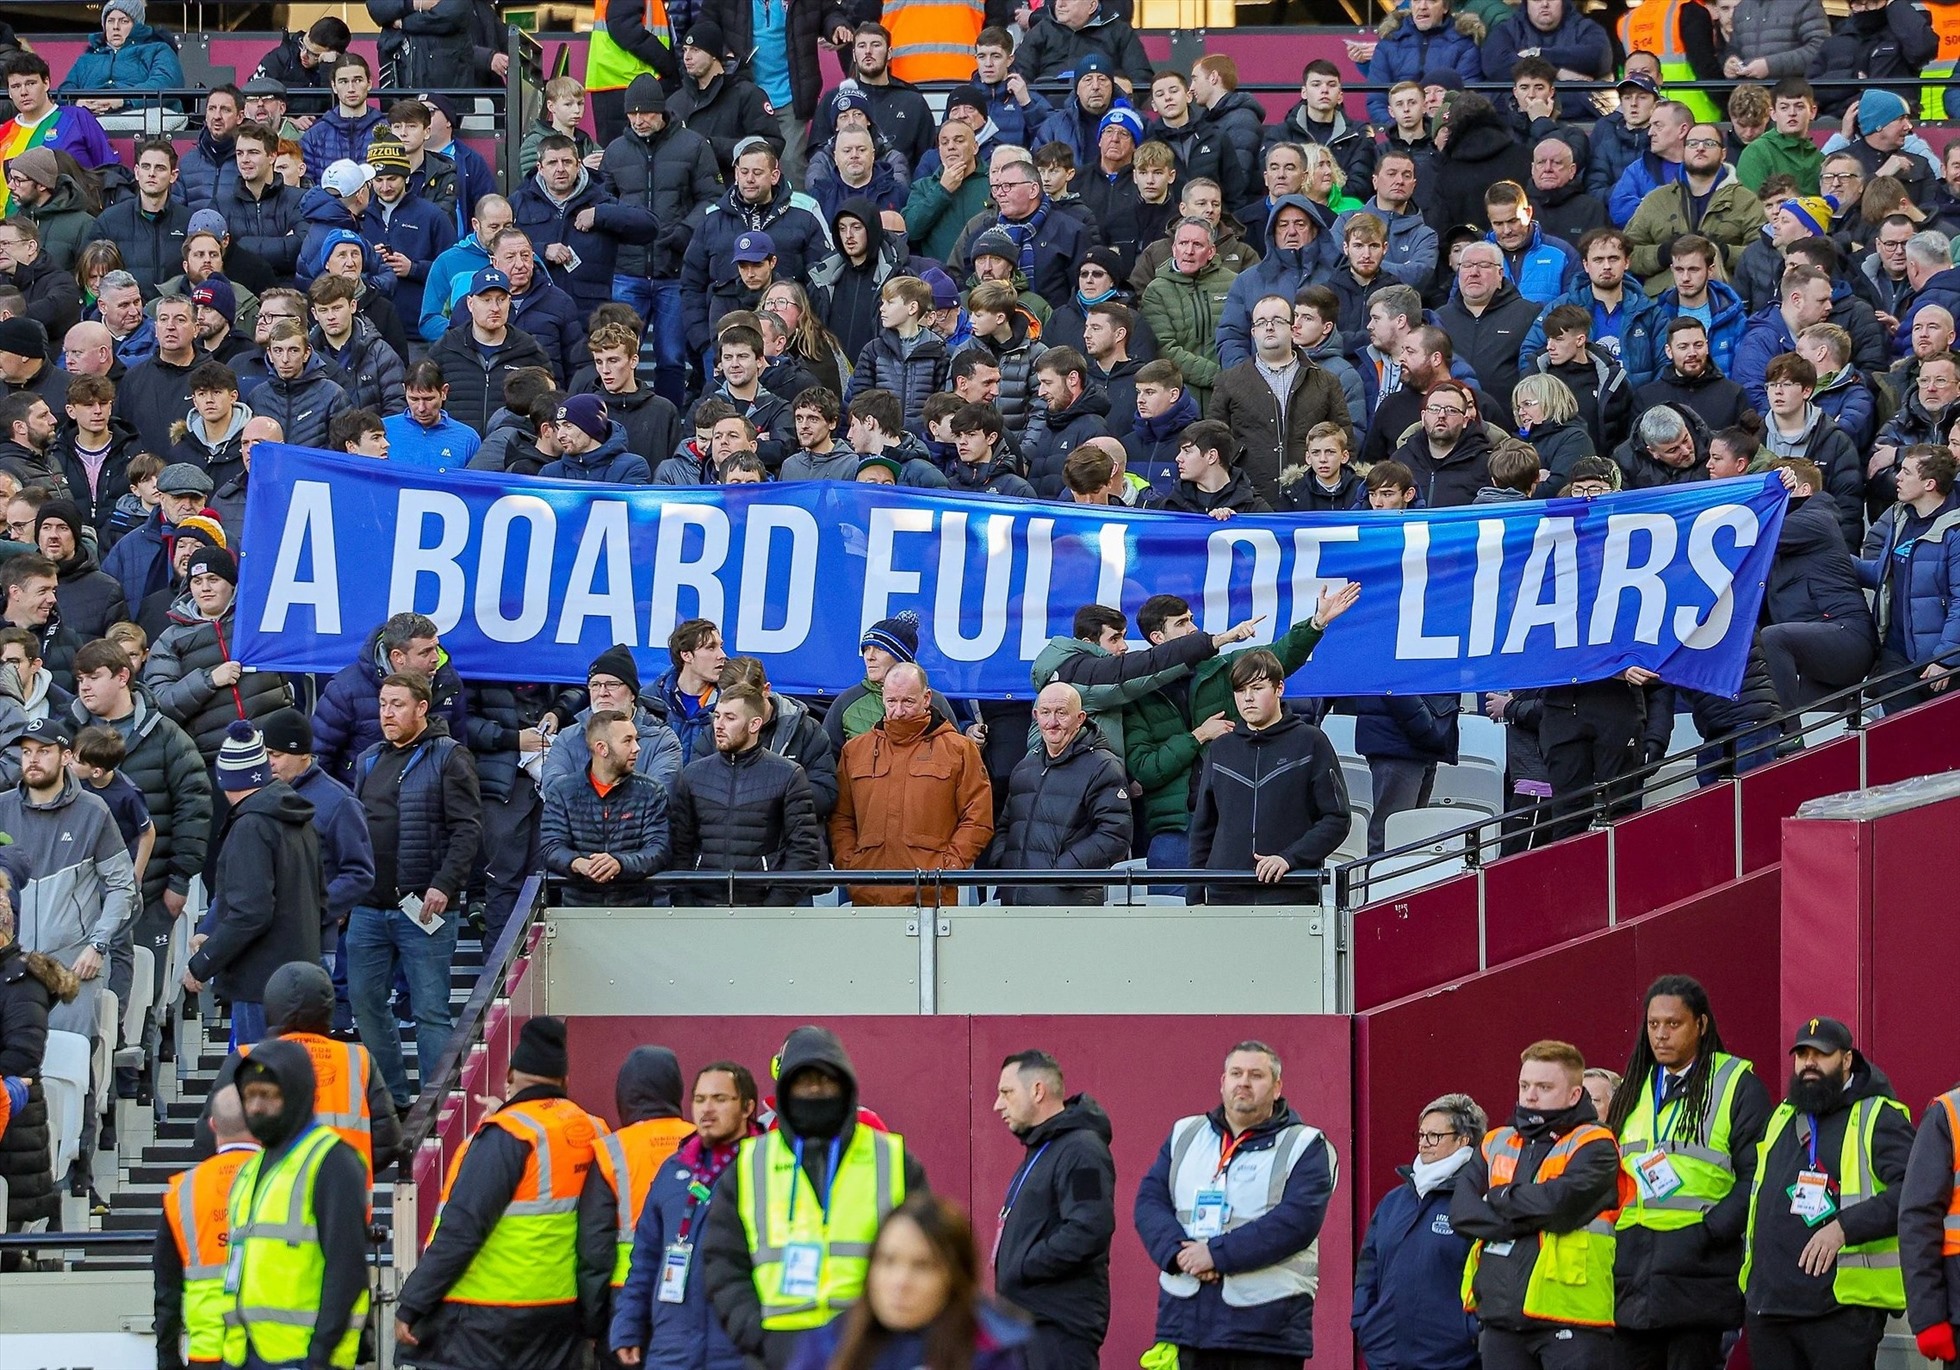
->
xmin=1918 ymin=1322 xmax=1958 ymax=1361
xmin=2 ymin=1075 xmax=27 ymax=1114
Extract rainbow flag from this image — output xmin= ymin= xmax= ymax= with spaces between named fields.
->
xmin=0 ymin=115 xmax=62 ymax=217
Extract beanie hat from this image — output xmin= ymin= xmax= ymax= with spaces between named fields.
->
xmin=556 ymin=393 xmax=609 ymax=443
xmin=190 ymin=275 xmax=237 ymax=326
xmin=102 ymin=0 xmax=146 ymax=26
xmin=171 ymin=513 xmax=228 ymax=554
xmin=512 ymin=1015 xmax=569 ymax=1078
xmin=260 ymin=707 xmax=313 ymax=756
xmin=0 ymin=316 xmax=46 ymax=359
xmin=860 ymin=610 xmax=920 ymax=664
xmin=34 ymin=497 xmax=83 ymax=542
xmin=366 ymin=133 xmax=411 ymax=174
xmin=624 ymin=73 xmax=667 ymax=114
xmin=1420 ymin=68 xmax=1465 ymax=91
xmin=1858 ymin=89 xmax=1909 ymax=136
xmin=1098 ymin=107 xmax=1145 ymax=144
xmin=8 ymin=147 xmax=58 ymax=192
xmin=1779 ymin=194 xmax=1837 ymax=238
xmin=944 ymin=85 xmax=989 ymax=122
xmin=919 ymin=264 xmax=960 ymax=310
xmin=684 ymin=19 xmax=726 ymax=55
xmin=186 ymin=543 xmax=238 ymax=586
xmin=217 ymin=720 xmax=270 ymax=793
xmin=830 ymin=88 xmax=871 ymax=122
xmin=588 ymin=644 xmax=641 ymax=696
xmin=971 ymin=227 xmax=1019 ymax=263
xmin=1079 ymin=245 xmax=1125 ymax=282
xmin=1074 ymin=50 xmax=1113 ymax=79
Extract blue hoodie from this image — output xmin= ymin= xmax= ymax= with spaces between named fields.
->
xmin=420 ymin=233 xmax=494 ymax=343
xmin=538 ymin=420 xmax=652 ymax=484
xmin=1519 ymin=281 xmax=1664 ymax=389
xmin=1216 ymin=194 xmax=1327 ymax=370
xmin=1655 ymin=279 xmax=1748 ymax=377
xmin=1486 ymin=221 xmax=1580 ymax=304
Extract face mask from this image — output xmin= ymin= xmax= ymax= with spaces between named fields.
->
xmin=782 ymin=1091 xmax=852 ymax=1141
xmin=245 ymin=1105 xmax=287 ymax=1146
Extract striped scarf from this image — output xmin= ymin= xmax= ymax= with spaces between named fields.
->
xmin=995 ymin=198 xmax=1051 ymax=282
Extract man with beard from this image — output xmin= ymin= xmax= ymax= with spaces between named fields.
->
xmin=1741 ymin=1017 xmax=1914 ymax=1370
xmin=1389 ymin=377 xmax=1493 ymax=509
xmin=1451 ymin=1039 xmax=1622 ymax=1368
xmin=806 ymin=25 xmax=933 ymax=176
xmin=1033 ymin=53 xmax=1129 ymax=174
xmin=1637 ymin=318 xmax=1757 ymax=433
xmin=1655 ymin=236 xmax=1751 ymax=379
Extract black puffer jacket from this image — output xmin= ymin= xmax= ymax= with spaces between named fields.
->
xmin=1022 ymin=386 xmax=1112 ymax=498
xmin=9 ymin=252 xmax=81 ymax=344
xmin=219 ymin=178 xmax=306 ymax=278
xmin=144 ymin=596 xmax=296 ymax=762
xmin=53 ymin=540 xmax=126 ymax=640
xmin=187 ymin=778 xmax=325 ymax=1004
xmin=668 ymin=744 xmax=824 ymax=905
xmin=250 ymin=355 xmax=351 ymax=451
xmin=540 ymin=767 xmax=671 ymax=906
xmin=87 ymin=198 xmax=192 ymax=295
xmin=957 ymin=309 xmax=1048 ymax=438
xmin=1766 ymin=495 xmax=1877 ymax=638
xmin=600 ymin=122 xmax=722 ymax=280
xmin=668 ymin=68 xmax=779 ymax=175
xmin=367 ymin=0 xmax=478 ymax=90
xmin=428 ymin=326 xmax=555 ymax=435
xmin=847 ymin=325 xmax=949 ymax=437
xmin=0 ymin=941 xmax=78 ymax=1228
xmin=72 ymin=687 xmax=209 ymax=910
xmin=762 ymin=692 xmax=838 ymax=822
xmin=1425 ymin=98 xmax=1531 ymax=234
xmin=991 ymin=728 xmax=1132 ymax=906
xmin=994 ymin=1094 xmax=1117 ymax=1342
xmin=312 ymin=316 xmax=406 ymax=417
xmin=462 ymin=680 xmax=566 ymax=804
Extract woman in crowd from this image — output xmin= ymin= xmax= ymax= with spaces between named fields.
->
xmin=56 ymin=0 xmax=188 ymax=132
xmin=1511 ymin=373 xmax=1597 ymax=497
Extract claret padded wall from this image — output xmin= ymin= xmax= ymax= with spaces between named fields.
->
xmin=566 ymin=1015 xmax=1357 ymax=1370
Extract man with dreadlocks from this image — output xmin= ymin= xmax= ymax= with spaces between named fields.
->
xmin=1606 ymin=975 xmax=1773 ymax=1370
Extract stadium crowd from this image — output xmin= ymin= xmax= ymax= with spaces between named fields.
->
xmin=0 ymin=0 xmax=1954 ymax=1364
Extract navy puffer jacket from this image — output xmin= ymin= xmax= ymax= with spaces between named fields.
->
xmin=540 ymin=768 xmax=670 ymax=905
xmin=218 ymin=180 xmax=306 ymax=279
xmin=680 ymin=184 xmax=832 ymax=353
xmin=249 ymin=355 xmax=350 ymax=450
xmin=311 ymin=316 xmax=406 ymax=417
xmin=844 ymin=328 xmax=949 ymax=439
xmin=312 ymin=625 xmax=470 ymax=787
xmin=1022 ymin=385 xmax=1113 ymax=498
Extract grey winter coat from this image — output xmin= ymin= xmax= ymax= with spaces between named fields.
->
xmin=541 ymin=704 xmax=683 ymax=797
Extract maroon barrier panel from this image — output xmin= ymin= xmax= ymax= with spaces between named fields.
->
xmin=1353 ymin=868 xmax=1782 ymax=1236
xmin=568 ymin=1014 xmax=1357 ymax=1370
xmin=1781 ymin=789 xmax=1960 ymax=1114
xmin=1352 ymin=872 xmax=1480 ymax=1011
xmin=1481 ymin=828 xmax=1611 ymax=968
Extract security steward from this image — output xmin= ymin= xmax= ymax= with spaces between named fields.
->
xmin=155 ymin=1087 xmax=259 ymax=1370
xmin=1900 ymin=1080 xmax=1960 ymax=1362
xmin=394 ymin=1015 xmax=613 ymax=1370
xmin=1741 ymin=1016 xmax=1916 ymax=1370
xmin=222 ymin=1039 xmax=372 ymax=1370
xmin=1606 ymin=975 xmax=1772 ymax=1370
xmin=1451 ymin=1039 xmax=1624 ymax=1369
xmin=586 ymin=1047 xmax=696 ymax=1349
xmin=699 ymin=1026 xmax=929 ymax=1370
xmin=197 ymin=962 xmax=402 ymax=1186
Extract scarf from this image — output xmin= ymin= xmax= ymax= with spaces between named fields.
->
xmin=1076 ymin=285 xmax=1118 ymax=309
xmin=997 ymin=197 xmax=1052 ymax=281
xmin=1411 ymin=1143 xmax=1475 ymax=1196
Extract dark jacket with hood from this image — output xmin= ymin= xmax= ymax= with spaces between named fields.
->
xmin=312 ymin=624 xmax=470 ymax=788
xmin=1391 ymin=420 xmax=1497 ymax=510
xmin=146 ymin=595 xmax=297 ymax=760
xmin=428 ymin=323 xmax=555 ymax=434
xmin=1353 ymin=1157 xmax=1481 ymax=1370
xmin=539 ymin=419 xmax=653 ymax=484
xmin=1022 ymin=385 xmax=1112 ymax=498
xmin=681 ymin=183 xmax=831 ymax=352
xmin=53 ymin=416 xmax=141 ymax=543
xmin=71 ymin=685 xmax=209 ymax=912
xmin=1767 ymin=494 xmax=1878 ymax=645
xmin=250 ymin=354 xmax=351 ymax=451
xmin=957 ymin=307 xmax=1049 ymax=437
xmin=950 ymin=202 xmax=1095 ymax=309
xmin=844 ymin=314 xmax=951 ymax=437
xmin=573 ymin=380 xmax=682 ymax=473
xmin=1011 ymin=6 xmax=1154 ymax=87
xmin=1188 ymin=711 xmax=1348 ymax=903
xmin=9 ymin=252 xmax=81 ymax=343
xmin=1635 ymin=362 xmax=1756 ymax=437
xmin=1134 ymin=1098 xmax=1338 ymax=1358
xmin=1612 ymin=402 xmax=1715 ymax=491
xmin=1157 ymin=469 xmax=1269 ymax=517
xmin=949 ymin=456 xmax=1038 ymax=501
xmin=1449 ymin=1096 xmax=1622 ymax=1332
xmin=87 ymin=197 xmax=191 ymax=296
xmin=1217 ymin=194 xmax=1324 ymax=372
xmin=189 ymin=777 xmax=324 ymax=1004
xmin=990 ymin=727 xmax=1133 ymax=907
xmin=601 ymin=120 xmax=722 ymax=280
xmin=700 ymin=1027 xmax=932 ymax=1370
xmin=995 ymin=1095 xmax=1117 ymax=1342
xmin=669 ymin=67 xmax=781 ymax=175
xmin=0 ymin=940 xmax=78 ymax=1228
xmin=396 ymin=1078 xmax=613 ymax=1370
xmin=1426 ymin=97 xmax=1532 ymax=233
xmin=216 ymin=1041 xmax=372 ymax=1365
xmin=52 ymin=538 xmax=125 ymax=640
xmin=511 ymin=169 xmax=660 ymax=313
xmin=1433 ymin=279 xmax=1541 ymax=412
xmin=811 ymin=200 xmax=906 ymax=364
xmin=667 ymin=743 xmax=824 ymax=905
xmin=1743 ymin=1052 xmax=1915 ymax=1319
xmin=312 ymin=315 xmax=407 ymax=417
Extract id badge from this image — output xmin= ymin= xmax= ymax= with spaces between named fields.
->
xmin=1788 ymin=1169 xmax=1837 ymax=1226
xmin=657 ymin=1242 xmax=691 ymax=1304
xmin=1632 ymin=1149 xmax=1685 ymax=1201
xmin=1190 ymin=1188 xmax=1229 ymax=1239
xmin=223 ymin=1241 xmax=244 ymax=1294
xmin=779 ymin=1242 xmax=822 ymax=1299
xmin=1483 ymin=1239 xmax=1515 ymax=1258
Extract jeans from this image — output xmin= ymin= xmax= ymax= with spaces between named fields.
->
xmin=228 ymin=999 xmax=267 ymax=1051
xmin=1145 ymin=829 xmax=1188 ymax=897
xmin=613 ymin=274 xmax=690 ymax=409
xmin=346 ymin=902 xmax=459 ymax=1108
xmin=329 ymin=923 xmax=354 ymax=1032
xmin=1366 ymin=756 xmax=1437 ymax=855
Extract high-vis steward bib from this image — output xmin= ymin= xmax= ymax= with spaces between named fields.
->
xmin=166 ymin=1146 xmax=258 ymax=1365
xmin=1617 ymin=1053 xmax=1753 ymax=1232
xmin=1463 ymin=1123 xmax=1623 ymax=1328
xmin=1159 ymin=1114 xmax=1333 ymax=1307
xmin=594 ymin=1115 xmax=695 ymax=1286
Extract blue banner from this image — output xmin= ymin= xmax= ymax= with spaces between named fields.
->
xmin=233 ymin=446 xmax=1788 ymax=699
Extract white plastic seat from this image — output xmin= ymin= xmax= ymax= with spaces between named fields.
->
xmin=1333 ymin=811 xmax=1369 ymax=863
xmin=41 ymin=1030 xmax=90 ymax=1180
xmin=1649 ymin=757 xmax=1701 ymax=806
xmin=91 ymin=989 xmax=116 ymax=1117
xmin=1361 ymin=846 xmax=1468 ymax=903
xmin=1319 ymin=712 xmax=1357 ymax=759
xmin=1384 ymin=805 xmax=1475 ymax=851
xmin=1799 ymin=711 xmax=1850 ymax=745
xmin=1457 ymin=714 xmax=1507 ymax=770
xmin=1105 ymin=858 xmax=1149 ymax=906
xmin=1668 ymin=712 xmax=1704 ymax=756
xmin=116 ymin=945 xmax=155 ymax=1072
xmin=1341 ymin=760 xmax=1374 ymax=814
xmin=1430 ymin=763 xmax=1505 ymax=816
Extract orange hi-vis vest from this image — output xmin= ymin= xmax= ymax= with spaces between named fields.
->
xmin=883 ymin=0 xmax=984 ymax=84
xmin=593 ymin=1115 xmax=695 ymax=1287
xmin=437 ymin=1096 xmax=608 ymax=1306
xmin=1939 ymin=1089 xmax=1960 ymax=1257
xmin=164 ymin=1144 xmax=261 ymax=1365
xmin=1463 ymin=1122 xmax=1626 ymax=1328
xmin=243 ymin=1033 xmax=375 ymax=1181
xmin=1618 ymin=0 xmax=1722 ymax=122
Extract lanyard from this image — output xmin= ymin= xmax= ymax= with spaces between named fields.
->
xmin=1001 ymin=1143 xmax=1051 ymax=1219
xmin=786 ymin=1136 xmax=844 ymax=1227
xmin=1216 ymin=1129 xmax=1249 ymax=1179
xmin=676 ymin=1143 xmax=737 ymax=1244
xmin=1803 ymin=1114 xmax=1821 ymax=1171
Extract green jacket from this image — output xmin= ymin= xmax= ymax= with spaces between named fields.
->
xmin=1734 ymin=129 xmax=1822 ymax=198
xmin=1460 ymin=0 xmax=1517 ymax=37
xmin=1122 ymin=619 xmax=1327 ymax=834
xmin=1031 ymin=630 xmax=1216 ymax=759
xmin=902 ymin=173 xmax=991 ymax=266
xmin=1626 ymin=172 xmax=1768 ymax=292
xmin=23 ymin=177 xmax=98 ymax=274
xmin=1140 ymin=258 xmax=1238 ymax=402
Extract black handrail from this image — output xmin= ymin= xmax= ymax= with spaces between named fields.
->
xmin=1334 ymin=652 xmax=1951 ymax=909
xmin=0 ymin=1228 xmax=155 ymax=1250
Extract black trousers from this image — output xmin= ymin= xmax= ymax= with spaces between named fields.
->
xmin=1744 ymin=1307 xmax=1887 ymax=1370
xmin=1026 ymin=1324 xmax=1102 ymax=1370
xmin=1538 ymin=699 xmax=1641 ymax=843
xmin=1760 ymin=620 xmax=1875 ymax=712
xmin=1177 ymin=1349 xmax=1301 ymax=1370
xmin=1481 ymin=1325 xmax=1616 ymax=1369
xmin=1614 ymin=1326 xmax=1725 ymax=1370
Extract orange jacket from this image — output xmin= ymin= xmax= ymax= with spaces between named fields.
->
xmin=829 ymin=715 xmax=993 ymax=906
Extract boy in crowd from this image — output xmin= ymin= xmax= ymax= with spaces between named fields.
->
xmin=1367 ymin=460 xmax=1419 ymax=510
xmin=521 ymin=76 xmax=601 ymax=177
xmin=1535 ymin=303 xmax=1632 ymax=456
xmin=847 ymin=277 xmax=951 ymax=436
xmin=1277 ymin=422 xmax=1365 ymax=511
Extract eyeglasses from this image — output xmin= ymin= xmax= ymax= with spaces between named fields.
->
xmin=1879 ymin=237 xmax=1912 ymax=250
xmin=1821 ymin=170 xmax=1862 ymax=184
xmin=1423 ymin=404 xmax=1468 ymax=418
xmin=1684 ymin=138 xmax=1722 ymax=149
xmin=1416 ymin=1130 xmax=1458 ymax=1146
xmin=989 ymin=179 xmax=1034 ymax=192
xmin=1567 ymin=482 xmax=1613 ymax=497
xmin=1251 ymin=317 xmax=1290 ymax=328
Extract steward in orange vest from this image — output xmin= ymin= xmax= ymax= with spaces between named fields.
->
xmin=591 ymin=1047 xmax=696 ymax=1294
xmin=155 ymin=1085 xmax=260 ymax=1370
xmin=1450 ymin=1040 xmax=1624 ymax=1364
xmin=1904 ymin=1085 xmax=1960 ymax=1362
xmin=395 ymin=1016 xmax=614 ymax=1370
xmin=194 ymin=962 xmax=402 ymax=1184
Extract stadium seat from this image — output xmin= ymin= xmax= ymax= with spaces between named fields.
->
xmin=1361 ymin=845 xmax=1467 ymax=903
xmin=91 ymin=990 xmax=116 ymax=1120
xmin=1457 ymin=715 xmax=1507 ymax=770
xmin=41 ymin=1030 xmax=90 ymax=1181
xmin=117 ymin=946 xmax=155 ymax=1076
xmin=1430 ymin=763 xmax=1504 ymax=816
xmin=1800 ymin=711 xmax=1850 ymax=744
xmin=1341 ymin=760 xmax=1373 ymax=814
xmin=1668 ymin=712 xmax=1704 ymax=756
xmin=1320 ymin=712 xmax=1357 ymax=759
xmin=1384 ymin=805 xmax=1477 ymax=850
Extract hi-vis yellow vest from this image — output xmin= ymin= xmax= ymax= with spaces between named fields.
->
xmin=1617 ymin=1053 xmax=1753 ymax=1232
xmin=734 ymin=1127 xmax=906 ymax=1330
xmin=1922 ymin=3 xmax=1960 ymax=119
xmin=1742 ymin=1096 xmax=1909 ymax=1310
xmin=221 ymin=1126 xmax=368 ymax=1369
xmin=589 ymin=0 xmax=672 ymax=93
xmin=1619 ymin=0 xmax=1723 ymax=122
xmin=1462 ymin=1123 xmax=1623 ymax=1328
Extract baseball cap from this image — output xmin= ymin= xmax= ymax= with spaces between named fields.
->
xmin=187 ymin=208 xmax=228 ymax=240
xmin=1790 ymin=1016 xmax=1854 ymax=1054
xmin=321 ymin=158 xmax=376 ymax=197
xmin=469 ymin=266 xmax=512 ymax=296
xmin=1616 ymin=72 xmax=1660 ymax=95
xmin=19 ymin=717 xmax=72 ymax=748
xmin=732 ymin=231 xmax=777 ymax=263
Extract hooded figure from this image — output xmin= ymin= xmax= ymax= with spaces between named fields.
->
xmin=807 ymin=197 xmax=905 ymax=364
xmin=228 ymin=1038 xmax=373 ymax=1368
xmin=584 ymin=1046 xmax=696 ymax=1337
xmin=0 ymin=924 xmax=80 ymax=1229
xmin=699 ymin=1026 xmax=931 ymax=1370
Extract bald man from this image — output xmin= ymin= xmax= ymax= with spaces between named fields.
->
xmin=155 ymin=1086 xmax=262 ymax=1370
xmin=990 ymin=680 xmax=1133 ymax=906
xmin=213 ymin=416 xmax=287 ymax=538
xmin=62 ymin=322 xmax=117 ymax=378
